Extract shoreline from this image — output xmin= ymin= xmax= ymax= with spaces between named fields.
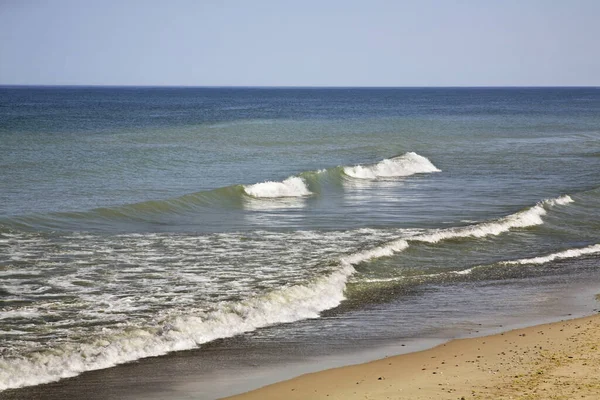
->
xmin=224 ymin=313 xmax=600 ymax=400
xmin=0 ymin=288 xmax=598 ymax=400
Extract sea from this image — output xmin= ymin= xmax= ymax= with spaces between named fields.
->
xmin=0 ymin=87 xmax=599 ymax=398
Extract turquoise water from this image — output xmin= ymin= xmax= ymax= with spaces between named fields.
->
xmin=1 ymin=87 xmax=599 ymax=393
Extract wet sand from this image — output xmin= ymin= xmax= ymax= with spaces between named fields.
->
xmin=1 ymin=288 xmax=598 ymax=400
xmin=225 ymin=313 xmax=600 ymax=400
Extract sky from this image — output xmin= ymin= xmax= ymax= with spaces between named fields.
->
xmin=0 ymin=0 xmax=599 ymax=86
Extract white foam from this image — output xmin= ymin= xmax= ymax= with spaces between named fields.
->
xmin=343 ymin=152 xmax=440 ymax=180
xmin=0 ymin=264 xmax=350 ymax=390
xmin=340 ymin=194 xmax=577 ymax=285
xmin=243 ymin=176 xmax=312 ymax=198
xmin=0 ymin=245 xmax=380 ymax=391
xmin=340 ymin=239 xmax=409 ymax=266
xmin=450 ymin=268 xmax=475 ymax=275
xmin=353 ymin=196 xmax=576 ymax=283
xmin=362 ymin=268 xmax=465 ymax=284
xmin=339 ymin=195 xmax=574 ymax=268
xmin=0 ymin=195 xmax=576 ymax=391
xmin=0 ymin=310 xmax=42 ymax=320
xmin=544 ymin=194 xmax=574 ymax=206
xmin=415 ymin=195 xmax=572 ymax=244
xmin=359 ymin=241 xmax=594 ymax=285
xmin=503 ymin=243 xmax=600 ymax=265
xmin=444 ymin=241 xmax=598 ymax=278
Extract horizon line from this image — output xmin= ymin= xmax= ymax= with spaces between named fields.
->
xmin=1 ymin=84 xmax=599 ymax=89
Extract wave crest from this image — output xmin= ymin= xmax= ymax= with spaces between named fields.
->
xmin=0 ymin=262 xmax=353 ymax=391
xmin=337 ymin=195 xmax=575 ymax=264
xmin=417 ymin=195 xmax=573 ymax=243
xmin=0 ymin=194 xmax=577 ymax=391
xmin=243 ymin=177 xmax=312 ymax=198
xmin=503 ymin=243 xmax=600 ymax=265
xmin=343 ymin=152 xmax=440 ymax=180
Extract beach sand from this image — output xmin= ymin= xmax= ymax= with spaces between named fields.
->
xmin=225 ymin=313 xmax=600 ymax=400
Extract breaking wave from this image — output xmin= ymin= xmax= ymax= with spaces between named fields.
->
xmin=0 ymin=262 xmax=353 ymax=390
xmin=502 ymin=243 xmax=600 ymax=265
xmin=343 ymin=152 xmax=440 ymax=179
xmin=243 ymin=176 xmax=312 ymax=198
xmin=444 ymin=241 xmax=600 ymax=279
xmin=0 ymin=153 xmax=441 ymax=231
xmin=362 ymin=241 xmax=600 ymax=285
xmin=342 ymin=195 xmax=574 ymax=262
xmin=416 ymin=195 xmax=573 ymax=243
xmin=0 ymin=235 xmax=397 ymax=390
xmin=0 ymin=194 xmax=576 ymax=391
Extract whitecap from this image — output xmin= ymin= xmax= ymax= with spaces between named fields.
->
xmin=243 ymin=176 xmax=312 ymax=198
xmin=343 ymin=152 xmax=440 ymax=180
xmin=503 ymin=243 xmax=600 ymax=265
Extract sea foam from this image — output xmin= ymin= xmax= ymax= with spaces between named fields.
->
xmin=0 ymin=226 xmax=406 ymax=391
xmin=0 ymin=262 xmax=354 ymax=391
xmin=243 ymin=176 xmax=312 ymax=198
xmin=364 ymin=241 xmax=599 ymax=284
xmin=503 ymin=243 xmax=600 ymax=265
xmin=416 ymin=195 xmax=573 ymax=243
xmin=343 ymin=152 xmax=440 ymax=179
xmin=338 ymin=195 xmax=574 ymax=264
xmin=0 ymin=233 xmax=409 ymax=391
xmin=0 ymin=195 xmax=575 ymax=391
xmin=448 ymin=241 xmax=599 ymax=278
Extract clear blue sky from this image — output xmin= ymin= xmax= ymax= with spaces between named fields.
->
xmin=1 ymin=0 xmax=598 ymax=86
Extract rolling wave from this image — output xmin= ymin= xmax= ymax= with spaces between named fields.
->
xmin=502 ymin=243 xmax=600 ymax=265
xmin=416 ymin=195 xmax=573 ymax=243
xmin=361 ymin=242 xmax=600 ymax=285
xmin=0 ymin=153 xmax=438 ymax=231
xmin=342 ymin=195 xmax=573 ymax=263
xmin=243 ymin=176 xmax=312 ymax=198
xmin=0 ymin=194 xmax=575 ymax=390
xmin=343 ymin=152 xmax=440 ymax=179
xmin=0 ymin=262 xmax=354 ymax=391
xmin=443 ymin=241 xmax=600 ymax=279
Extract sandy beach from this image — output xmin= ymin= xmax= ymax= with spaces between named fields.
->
xmin=226 ymin=313 xmax=600 ymax=400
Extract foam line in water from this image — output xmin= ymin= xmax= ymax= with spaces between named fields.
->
xmin=338 ymin=195 xmax=574 ymax=271
xmin=0 ymin=195 xmax=575 ymax=391
xmin=0 ymin=262 xmax=356 ymax=391
xmin=446 ymin=241 xmax=599 ymax=277
xmin=343 ymin=152 xmax=440 ymax=180
xmin=414 ymin=195 xmax=573 ymax=243
xmin=340 ymin=240 xmax=409 ymax=266
xmin=243 ymin=176 xmax=312 ymax=198
xmin=2 ymin=238 xmax=406 ymax=391
xmin=362 ymin=241 xmax=597 ymax=285
xmin=503 ymin=243 xmax=600 ymax=265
